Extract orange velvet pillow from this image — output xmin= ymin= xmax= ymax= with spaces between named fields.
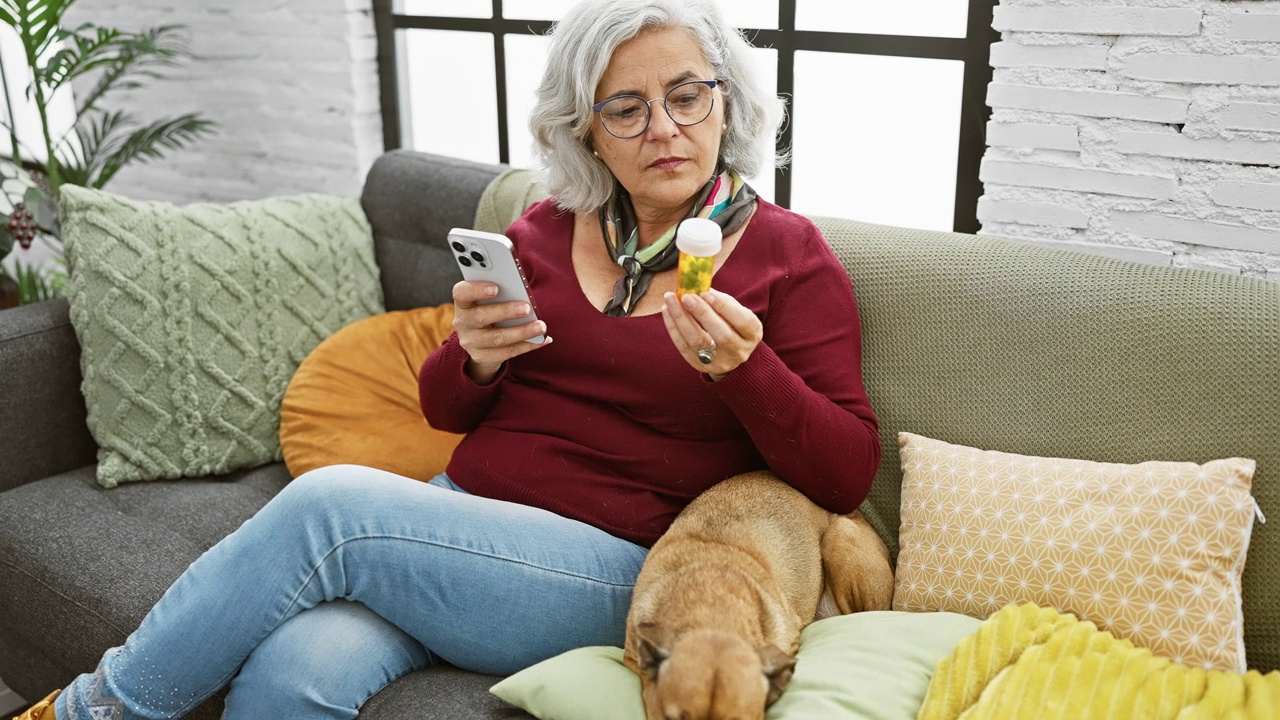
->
xmin=280 ymin=305 xmax=463 ymax=481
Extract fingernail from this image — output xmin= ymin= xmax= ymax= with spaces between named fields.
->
xmin=681 ymin=294 xmax=697 ymax=310
xmin=537 ymin=322 xmax=547 ymax=333
xmin=520 ymin=303 xmax=531 ymax=315
xmin=702 ymin=290 xmax=717 ymax=303
xmin=544 ymin=336 xmax=553 ymax=344
xmin=486 ymin=285 xmax=499 ymax=297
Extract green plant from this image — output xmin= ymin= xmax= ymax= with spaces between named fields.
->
xmin=0 ymin=0 xmax=215 ymax=302
xmin=11 ymin=254 xmax=63 ymax=303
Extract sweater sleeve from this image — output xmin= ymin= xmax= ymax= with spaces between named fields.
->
xmin=709 ymin=221 xmax=881 ymax=514
xmin=418 ymin=333 xmax=506 ymax=434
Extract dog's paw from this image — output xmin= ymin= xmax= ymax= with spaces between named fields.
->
xmin=820 ymin=513 xmax=894 ymax=613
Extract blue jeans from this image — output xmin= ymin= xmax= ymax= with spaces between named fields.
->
xmin=56 ymin=466 xmax=648 ymax=720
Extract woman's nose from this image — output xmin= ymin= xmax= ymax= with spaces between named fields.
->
xmin=645 ymin=100 xmax=680 ymax=139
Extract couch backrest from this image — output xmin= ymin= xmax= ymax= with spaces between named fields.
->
xmin=362 ymin=151 xmax=507 ymax=311
xmin=814 ymin=218 xmax=1279 ymax=672
xmin=366 ymin=151 xmax=1280 ymax=672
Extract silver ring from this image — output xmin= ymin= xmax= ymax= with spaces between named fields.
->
xmin=696 ymin=346 xmax=715 ymax=365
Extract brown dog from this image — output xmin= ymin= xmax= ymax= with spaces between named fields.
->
xmin=623 ymin=471 xmax=893 ymax=720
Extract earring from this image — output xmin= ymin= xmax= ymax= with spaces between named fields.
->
xmin=593 ymin=150 xmax=599 ymax=158
xmin=722 ymin=122 xmax=728 ymax=130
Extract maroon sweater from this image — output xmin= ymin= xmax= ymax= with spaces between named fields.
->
xmin=419 ymin=198 xmax=880 ymax=546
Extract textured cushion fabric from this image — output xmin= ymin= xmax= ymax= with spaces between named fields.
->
xmin=809 ymin=217 xmax=1280 ymax=672
xmin=918 ymin=603 xmax=1280 ymax=720
xmin=894 ymin=432 xmax=1258 ymax=671
xmin=60 ymin=186 xmax=385 ymax=487
xmin=280 ymin=305 xmax=462 ymax=480
xmin=489 ymin=611 xmax=983 ymax=720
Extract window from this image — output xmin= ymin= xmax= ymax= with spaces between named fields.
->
xmin=374 ymin=0 xmax=997 ymax=232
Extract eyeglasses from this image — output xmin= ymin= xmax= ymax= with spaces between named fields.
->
xmin=592 ymin=80 xmax=721 ymax=139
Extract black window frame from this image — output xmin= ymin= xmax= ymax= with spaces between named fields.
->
xmin=373 ymin=0 xmax=998 ymax=233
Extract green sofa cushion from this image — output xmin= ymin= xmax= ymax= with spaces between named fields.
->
xmin=61 ymin=186 xmax=384 ymax=487
xmin=490 ymin=611 xmax=982 ymax=720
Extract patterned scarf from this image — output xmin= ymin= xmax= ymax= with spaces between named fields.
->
xmin=599 ymin=170 xmax=757 ymax=317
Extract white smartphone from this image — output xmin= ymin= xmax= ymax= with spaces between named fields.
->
xmin=447 ymin=227 xmax=545 ymax=344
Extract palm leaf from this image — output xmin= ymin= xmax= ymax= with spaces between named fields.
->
xmin=92 ymin=113 xmax=215 ymax=188
xmin=56 ymin=109 xmax=128 ymax=187
xmin=38 ymin=24 xmax=127 ymax=94
xmin=0 ymin=0 xmax=76 ymax=64
xmin=75 ymin=25 xmax=190 ymax=116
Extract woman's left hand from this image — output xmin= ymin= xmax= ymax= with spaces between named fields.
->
xmin=661 ymin=288 xmax=763 ymax=380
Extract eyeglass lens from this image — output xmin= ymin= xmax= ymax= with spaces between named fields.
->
xmin=598 ymin=81 xmax=715 ymax=138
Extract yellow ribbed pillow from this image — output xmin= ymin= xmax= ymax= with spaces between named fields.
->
xmin=894 ymin=432 xmax=1259 ymax=671
xmin=279 ymin=305 xmax=462 ymax=481
xmin=919 ymin=603 xmax=1280 ymax=720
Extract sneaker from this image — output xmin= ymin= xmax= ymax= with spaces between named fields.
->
xmin=12 ymin=690 xmax=58 ymax=720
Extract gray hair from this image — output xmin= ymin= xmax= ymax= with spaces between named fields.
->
xmin=528 ymin=0 xmax=786 ymax=213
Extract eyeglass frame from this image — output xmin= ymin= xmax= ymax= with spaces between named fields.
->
xmin=591 ymin=79 xmax=724 ymax=139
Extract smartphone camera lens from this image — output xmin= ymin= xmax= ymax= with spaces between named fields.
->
xmin=458 ymin=255 xmax=473 ymax=267
xmin=451 ymin=241 xmax=466 ymax=253
xmin=470 ymin=251 xmax=486 ymax=263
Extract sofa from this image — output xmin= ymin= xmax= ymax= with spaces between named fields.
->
xmin=1 ymin=149 xmax=1276 ymax=718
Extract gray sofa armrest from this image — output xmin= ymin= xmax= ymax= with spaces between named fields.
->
xmin=0 ymin=298 xmax=97 ymax=493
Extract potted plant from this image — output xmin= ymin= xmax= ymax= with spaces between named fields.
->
xmin=0 ymin=0 xmax=215 ymax=309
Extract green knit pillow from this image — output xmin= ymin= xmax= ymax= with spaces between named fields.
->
xmin=61 ymin=186 xmax=385 ymax=488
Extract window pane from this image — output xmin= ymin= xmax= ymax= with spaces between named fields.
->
xmin=502 ymin=0 xmax=579 ymax=22
xmin=790 ymin=52 xmax=963 ymax=231
xmin=722 ymin=0 xmax=778 ymax=30
xmin=796 ymin=1 xmax=969 ymax=38
xmin=402 ymin=29 xmax=499 ymax=164
xmin=503 ymin=1 xmax=777 ymax=28
xmin=398 ymin=0 xmax=490 ymax=18
xmin=505 ymin=33 xmax=549 ymax=171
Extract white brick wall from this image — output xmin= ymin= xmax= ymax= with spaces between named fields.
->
xmin=982 ymin=1 xmax=1280 ymax=278
xmin=61 ymin=0 xmax=382 ymax=204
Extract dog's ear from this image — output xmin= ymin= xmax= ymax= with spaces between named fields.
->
xmin=758 ymin=644 xmax=797 ymax=706
xmin=634 ymin=622 xmax=670 ymax=681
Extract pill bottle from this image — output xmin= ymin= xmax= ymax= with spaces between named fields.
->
xmin=675 ymin=218 xmax=721 ymax=298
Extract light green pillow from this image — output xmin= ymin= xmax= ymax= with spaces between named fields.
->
xmin=490 ymin=611 xmax=982 ymax=720
xmin=61 ymin=186 xmax=385 ymax=487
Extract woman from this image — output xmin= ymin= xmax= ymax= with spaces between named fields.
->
xmin=16 ymin=1 xmax=879 ymax=718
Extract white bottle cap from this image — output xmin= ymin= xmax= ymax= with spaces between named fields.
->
xmin=675 ymin=218 xmax=722 ymax=257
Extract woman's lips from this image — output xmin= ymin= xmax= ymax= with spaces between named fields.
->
xmin=648 ymin=157 xmax=687 ymax=171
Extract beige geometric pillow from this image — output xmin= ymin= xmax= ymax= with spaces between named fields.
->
xmin=894 ymin=431 xmax=1259 ymax=672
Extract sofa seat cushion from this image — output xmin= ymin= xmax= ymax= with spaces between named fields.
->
xmin=0 ymin=463 xmax=536 ymax=719
xmin=361 ymin=665 xmax=530 ymax=719
xmin=0 ymin=463 xmax=289 ymax=693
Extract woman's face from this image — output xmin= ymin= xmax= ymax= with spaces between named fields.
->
xmin=590 ymin=28 xmax=725 ymax=217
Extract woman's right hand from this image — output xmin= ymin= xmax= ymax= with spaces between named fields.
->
xmin=452 ymin=280 xmax=551 ymax=385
